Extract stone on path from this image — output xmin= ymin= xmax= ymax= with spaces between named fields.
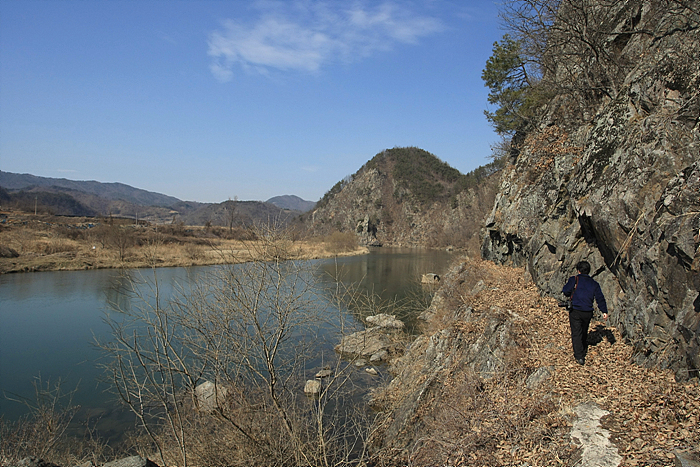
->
xmin=571 ymin=402 xmax=622 ymax=467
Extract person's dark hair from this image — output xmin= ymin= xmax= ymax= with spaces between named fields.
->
xmin=576 ymin=261 xmax=591 ymax=275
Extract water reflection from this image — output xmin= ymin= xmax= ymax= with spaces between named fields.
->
xmin=317 ymin=247 xmax=455 ymax=330
xmin=0 ymin=247 xmax=455 ymax=428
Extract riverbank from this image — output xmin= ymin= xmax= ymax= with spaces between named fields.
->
xmin=0 ymin=211 xmax=368 ymax=274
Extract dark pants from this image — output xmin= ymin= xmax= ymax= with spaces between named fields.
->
xmin=569 ymin=309 xmax=593 ymax=360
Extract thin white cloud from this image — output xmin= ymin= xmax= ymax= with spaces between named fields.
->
xmin=208 ymin=1 xmax=443 ymax=81
xmin=156 ymin=30 xmax=178 ymax=45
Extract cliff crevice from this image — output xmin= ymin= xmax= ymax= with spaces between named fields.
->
xmin=481 ymin=0 xmax=699 ymax=379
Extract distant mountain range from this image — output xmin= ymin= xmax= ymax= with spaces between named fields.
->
xmin=0 ymin=171 xmax=181 ymax=207
xmin=1 ymin=148 xmax=502 ymax=252
xmin=0 ymin=170 xmax=316 ymax=224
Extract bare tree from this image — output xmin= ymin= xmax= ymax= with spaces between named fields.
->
xmin=101 ymin=225 xmax=373 ymax=466
xmin=226 ymin=196 xmax=238 ymax=233
xmin=498 ymin=0 xmax=700 ymax=123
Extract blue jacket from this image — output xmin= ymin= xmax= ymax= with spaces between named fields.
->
xmin=562 ymin=274 xmax=608 ymax=314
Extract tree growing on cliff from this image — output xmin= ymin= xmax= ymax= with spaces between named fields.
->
xmin=482 ymin=35 xmax=537 ymax=135
xmin=495 ymin=0 xmax=700 ymax=123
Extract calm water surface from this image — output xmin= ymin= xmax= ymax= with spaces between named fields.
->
xmin=0 ymin=247 xmax=455 ymax=429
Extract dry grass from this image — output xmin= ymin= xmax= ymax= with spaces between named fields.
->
xmin=0 ymin=211 xmax=368 ymax=274
xmin=0 ymin=378 xmax=115 ymax=467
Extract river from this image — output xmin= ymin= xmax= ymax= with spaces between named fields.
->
xmin=0 ymin=247 xmax=455 ymax=438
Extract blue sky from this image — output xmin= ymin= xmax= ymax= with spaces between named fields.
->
xmin=0 ymin=0 xmax=504 ymax=203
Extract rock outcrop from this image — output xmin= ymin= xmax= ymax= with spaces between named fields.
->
xmin=303 ymin=147 xmax=501 ymax=251
xmin=368 ymin=258 xmax=700 ymax=466
xmin=335 ymin=314 xmax=407 ymax=363
xmin=481 ymin=0 xmax=699 ymax=379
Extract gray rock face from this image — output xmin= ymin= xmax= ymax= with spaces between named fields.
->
xmin=335 ymin=326 xmax=404 ymax=362
xmin=11 ymin=458 xmax=60 ymax=467
xmin=482 ymin=3 xmax=699 ymax=379
xmin=675 ymin=451 xmax=700 ymax=467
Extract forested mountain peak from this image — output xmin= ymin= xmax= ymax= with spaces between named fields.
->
xmin=303 ymin=147 xmax=502 ymax=251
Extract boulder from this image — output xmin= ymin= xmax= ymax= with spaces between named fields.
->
xmin=421 ymin=273 xmax=440 ymax=284
xmin=365 ymin=314 xmax=404 ymax=329
xmin=194 ymin=381 xmax=228 ymax=413
xmin=370 ymin=349 xmax=389 ymax=363
xmin=335 ymin=326 xmax=403 ymax=360
xmin=304 ymin=379 xmax=322 ymax=396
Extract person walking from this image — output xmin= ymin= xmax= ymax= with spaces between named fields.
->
xmin=562 ymin=261 xmax=608 ymax=365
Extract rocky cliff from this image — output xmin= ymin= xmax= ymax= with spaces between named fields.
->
xmin=303 ymin=147 xmax=501 ymax=252
xmin=368 ymin=258 xmax=700 ymax=466
xmin=481 ymin=0 xmax=699 ymax=378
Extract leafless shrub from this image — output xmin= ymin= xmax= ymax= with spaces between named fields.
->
xmin=36 ymin=238 xmax=79 ymax=255
xmin=100 ymin=225 xmax=373 ymax=466
xmin=183 ymin=243 xmax=203 ymax=261
xmin=0 ymin=378 xmax=112 ymax=466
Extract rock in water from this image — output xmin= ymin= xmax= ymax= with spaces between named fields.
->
xmin=304 ymin=379 xmax=322 ymax=396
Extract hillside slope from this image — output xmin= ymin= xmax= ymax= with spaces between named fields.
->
xmin=177 ymin=199 xmax=295 ymax=228
xmin=303 ymin=147 xmax=501 ymax=251
xmin=267 ymin=195 xmax=316 ymax=212
xmin=481 ymin=1 xmax=699 ymax=378
xmin=0 ymin=171 xmax=301 ymax=228
xmin=369 ymin=258 xmax=700 ymax=466
xmin=0 ymin=171 xmax=181 ymax=207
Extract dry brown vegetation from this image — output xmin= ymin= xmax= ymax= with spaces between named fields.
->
xmin=370 ymin=258 xmax=700 ymax=467
xmin=0 ymin=378 xmax=115 ymax=466
xmin=0 ymin=210 xmax=367 ymax=274
xmin=3 ymin=213 xmax=698 ymax=466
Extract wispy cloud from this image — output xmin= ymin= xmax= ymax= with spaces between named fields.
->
xmin=156 ymin=30 xmax=178 ymax=45
xmin=208 ymin=1 xmax=443 ymax=81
